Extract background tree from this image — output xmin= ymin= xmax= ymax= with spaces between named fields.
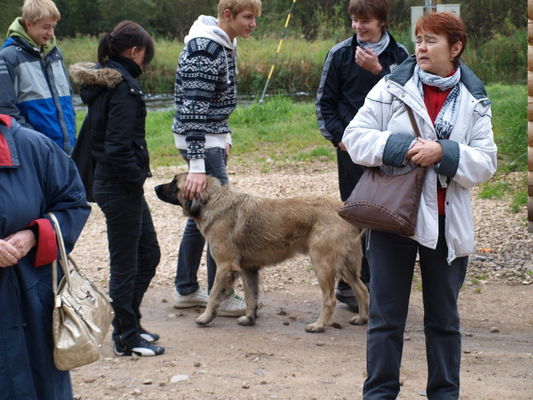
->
xmin=0 ymin=0 xmax=526 ymax=42
xmin=0 ymin=0 xmax=21 ymax=35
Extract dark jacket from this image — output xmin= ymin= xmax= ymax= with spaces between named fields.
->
xmin=70 ymin=57 xmax=151 ymax=192
xmin=0 ymin=115 xmax=90 ymax=399
xmin=316 ymin=33 xmax=408 ymax=146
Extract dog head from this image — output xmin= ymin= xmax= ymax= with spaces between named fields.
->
xmin=154 ymin=172 xmax=221 ymax=217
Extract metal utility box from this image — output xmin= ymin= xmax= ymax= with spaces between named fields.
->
xmin=411 ymin=4 xmax=461 ymax=42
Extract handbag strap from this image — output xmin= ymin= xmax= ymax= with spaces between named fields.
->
xmin=405 ymin=105 xmax=422 ymax=139
xmin=48 ymin=212 xmax=72 ymax=296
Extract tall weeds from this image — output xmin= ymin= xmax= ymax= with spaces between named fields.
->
xmin=62 ymin=32 xmax=525 ymax=94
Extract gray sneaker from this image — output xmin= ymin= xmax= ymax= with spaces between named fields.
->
xmin=174 ymin=288 xmax=209 ymax=308
xmin=174 ymin=288 xmax=247 ymax=317
xmin=218 ymin=292 xmax=247 ymax=317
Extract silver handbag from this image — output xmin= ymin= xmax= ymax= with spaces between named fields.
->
xmin=48 ymin=212 xmax=114 ymax=371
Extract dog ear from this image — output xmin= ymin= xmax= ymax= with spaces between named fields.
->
xmin=188 ymin=197 xmax=204 ymax=216
xmin=186 ymin=187 xmax=211 ymax=217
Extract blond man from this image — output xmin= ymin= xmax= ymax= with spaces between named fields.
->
xmin=172 ymin=0 xmax=261 ymax=313
xmin=0 ymin=0 xmax=75 ymax=153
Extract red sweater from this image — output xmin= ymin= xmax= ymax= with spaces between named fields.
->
xmin=422 ymin=84 xmax=451 ymax=216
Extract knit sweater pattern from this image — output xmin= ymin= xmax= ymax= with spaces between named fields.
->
xmin=172 ymin=36 xmax=237 ymax=160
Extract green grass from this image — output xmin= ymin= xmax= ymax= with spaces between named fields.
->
xmin=479 ymin=181 xmax=510 ymax=199
xmin=479 ymin=174 xmax=526 ymax=214
xmin=75 ymin=96 xmax=333 ymax=170
xmin=229 ymin=97 xmax=334 ymax=164
xmin=487 ymin=84 xmax=527 ymax=172
xmin=63 ymin=36 xmax=334 ymax=95
xmin=76 ymin=84 xmax=524 ymax=174
xmin=60 ymin=33 xmax=525 ymax=95
xmin=479 ymin=84 xmax=527 ymax=214
xmin=510 ymin=191 xmax=528 ymax=214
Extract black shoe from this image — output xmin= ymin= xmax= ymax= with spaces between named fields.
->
xmin=139 ymin=326 xmax=160 ymax=343
xmin=114 ymin=338 xmax=165 ymax=357
xmin=335 ymin=290 xmax=359 ymax=313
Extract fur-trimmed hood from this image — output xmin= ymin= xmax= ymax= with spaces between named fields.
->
xmin=69 ymin=62 xmax=123 ymax=88
xmin=69 ymin=60 xmax=143 ymax=106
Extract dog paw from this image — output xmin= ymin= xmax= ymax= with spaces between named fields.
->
xmin=349 ymin=315 xmax=368 ymax=326
xmin=196 ymin=312 xmax=214 ymax=326
xmin=237 ymin=316 xmax=255 ymax=326
xmin=305 ymin=322 xmax=325 ymax=333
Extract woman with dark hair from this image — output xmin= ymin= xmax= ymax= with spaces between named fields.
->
xmin=70 ymin=21 xmax=163 ymax=357
xmin=316 ymin=0 xmax=408 ymax=312
xmin=342 ymin=12 xmax=497 ymax=399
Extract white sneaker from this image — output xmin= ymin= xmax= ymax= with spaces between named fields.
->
xmin=218 ymin=292 xmax=247 ymax=317
xmin=174 ymin=288 xmax=209 ymax=308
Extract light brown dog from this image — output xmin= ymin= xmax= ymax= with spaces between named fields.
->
xmin=155 ymin=173 xmax=368 ymax=332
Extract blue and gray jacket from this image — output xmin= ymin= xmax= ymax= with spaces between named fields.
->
xmin=0 ymin=19 xmax=76 ymax=153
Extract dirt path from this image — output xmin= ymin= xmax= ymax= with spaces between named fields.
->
xmin=70 ymin=166 xmax=532 ymax=400
xmin=70 ymin=283 xmax=532 ymax=400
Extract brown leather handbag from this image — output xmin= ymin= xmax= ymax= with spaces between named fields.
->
xmin=338 ymin=106 xmax=427 ymax=236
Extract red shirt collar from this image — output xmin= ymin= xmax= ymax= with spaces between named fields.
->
xmin=0 ymin=114 xmax=14 ymax=167
xmin=0 ymin=114 xmax=12 ymax=128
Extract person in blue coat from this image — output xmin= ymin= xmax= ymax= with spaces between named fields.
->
xmin=0 ymin=114 xmax=91 ymax=399
xmin=0 ymin=0 xmax=76 ymax=153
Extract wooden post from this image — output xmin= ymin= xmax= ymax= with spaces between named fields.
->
xmin=529 ymin=1 xmax=533 ymax=231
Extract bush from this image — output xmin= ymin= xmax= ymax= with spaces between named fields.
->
xmin=463 ymin=30 xmax=527 ymax=85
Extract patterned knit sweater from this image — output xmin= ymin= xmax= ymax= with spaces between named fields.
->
xmin=172 ymin=15 xmax=237 ymax=168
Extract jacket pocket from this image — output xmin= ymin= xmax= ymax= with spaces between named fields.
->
xmin=132 ymin=139 xmax=150 ymax=173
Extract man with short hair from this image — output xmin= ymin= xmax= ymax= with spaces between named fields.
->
xmin=171 ymin=0 xmax=262 ymax=315
xmin=0 ymin=0 xmax=76 ymax=153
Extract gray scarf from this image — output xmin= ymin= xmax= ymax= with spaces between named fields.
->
xmin=357 ymin=31 xmax=390 ymax=56
xmin=414 ymin=65 xmax=461 ymax=139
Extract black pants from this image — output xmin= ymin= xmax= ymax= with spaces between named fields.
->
xmin=336 ymin=148 xmax=370 ymax=287
xmin=94 ymin=179 xmax=161 ymax=347
xmin=363 ymin=218 xmax=467 ymax=400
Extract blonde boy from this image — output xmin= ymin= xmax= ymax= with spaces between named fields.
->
xmin=0 ymin=0 xmax=76 ymax=152
xmin=171 ymin=0 xmax=261 ymax=313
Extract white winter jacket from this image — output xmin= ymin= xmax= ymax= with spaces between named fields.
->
xmin=342 ymin=56 xmax=497 ymax=263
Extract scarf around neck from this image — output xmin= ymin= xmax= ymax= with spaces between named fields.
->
xmin=357 ymin=31 xmax=390 ymax=56
xmin=414 ymin=65 xmax=462 ymax=139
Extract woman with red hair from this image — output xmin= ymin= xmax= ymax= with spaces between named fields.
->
xmin=343 ymin=12 xmax=497 ymax=399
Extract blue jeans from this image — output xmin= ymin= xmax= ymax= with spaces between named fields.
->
xmin=93 ymin=178 xmax=161 ymax=346
xmin=175 ymin=147 xmax=228 ymax=295
xmin=363 ymin=217 xmax=467 ymax=400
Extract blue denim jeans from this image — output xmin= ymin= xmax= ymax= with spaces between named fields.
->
xmin=363 ymin=217 xmax=467 ymax=400
xmin=175 ymin=147 xmax=228 ymax=295
xmin=93 ymin=178 xmax=161 ymax=346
